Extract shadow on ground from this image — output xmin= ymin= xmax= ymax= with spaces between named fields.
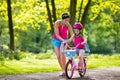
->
xmin=71 ymin=76 xmax=95 ymax=80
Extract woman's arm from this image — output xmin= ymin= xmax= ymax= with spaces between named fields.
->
xmin=67 ymin=23 xmax=75 ymax=42
xmin=54 ymin=20 xmax=65 ymax=42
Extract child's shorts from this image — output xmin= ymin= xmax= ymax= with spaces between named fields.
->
xmin=76 ymin=49 xmax=85 ymax=54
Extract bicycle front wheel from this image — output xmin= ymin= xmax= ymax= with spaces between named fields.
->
xmin=65 ymin=60 xmax=74 ymax=79
xmin=78 ymin=59 xmax=86 ymax=77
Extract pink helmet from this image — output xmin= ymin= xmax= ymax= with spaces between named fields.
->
xmin=73 ymin=23 xmax=83 ymax=29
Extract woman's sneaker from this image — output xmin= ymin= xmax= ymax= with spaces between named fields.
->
xmin=59 ymin=72 xmax=65 ymax=77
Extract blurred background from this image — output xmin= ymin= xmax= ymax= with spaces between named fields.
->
xmin=0 ymin=0 xmax=120 ymax=54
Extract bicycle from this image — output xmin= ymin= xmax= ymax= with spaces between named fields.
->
xmin=61 ymin=43 xmax=87 ymax=79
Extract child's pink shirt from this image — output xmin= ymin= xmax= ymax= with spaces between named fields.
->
xmin=73 ymin=36 xmax=85 ymax=49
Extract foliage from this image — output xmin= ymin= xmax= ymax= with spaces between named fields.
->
xmin=0 ymin=0 xmax=120 ymax=53
xmin=87 ymin=0 xmax=120 ymax=53
xmin=0 ymin=52 xmax=5 ymax=65
xmin=0 ymin=50 xmax=54 ymax=60
xmin=35 ymin=53 xmax=52 ymax=59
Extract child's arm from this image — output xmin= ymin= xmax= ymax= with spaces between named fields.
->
xmin=81 ymin=34 xmax=87 ymax=45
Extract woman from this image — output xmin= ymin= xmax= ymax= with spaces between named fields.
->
xmin=52 ymin=13 xmax=74 ymax=76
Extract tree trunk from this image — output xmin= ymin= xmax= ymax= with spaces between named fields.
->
xmin=115 ymin=22 xmax=119 ymax=52
xmin=81 ymin=0 xmax=91 ymax=27
xmin=117 ymin=23 xmax=120 ymax=52
xmin=45 ymin=0 xmax=54 ymax=35
xmin=0 ymin=26 xmax=2 ymax=36
xmin=70 ymin=0 xmax=77 ymax=26
xmin=51 ymin=0 xmax=57 ymax=22
xmin=78 ymin=0 xmax=84 ymax=22
xmin=7 ymin=0 xmax=14 ymax=51
xmin=114 ymin=23 xmax=117 ymax=52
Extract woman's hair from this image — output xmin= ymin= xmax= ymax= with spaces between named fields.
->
xmin=62 ymin=13 xmax=70 ymax=19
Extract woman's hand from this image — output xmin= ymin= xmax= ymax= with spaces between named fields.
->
xmin=64 ymin=39 xmax=71 ymax=43
xmin=62 ymin=40 xmax=68 ymax=44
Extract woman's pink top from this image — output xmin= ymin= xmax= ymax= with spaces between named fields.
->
xmin=53 ymin=22 xmax=68 ymax=40
xmin=73 ymin=36 xmax=85 ymax=49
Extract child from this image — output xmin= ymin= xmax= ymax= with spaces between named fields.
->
xmin=73 ymin=22 xmax=86 ymax=72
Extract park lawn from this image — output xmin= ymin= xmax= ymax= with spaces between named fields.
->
xmin=87 ymin=56 xmax=120 ymax=68
xmin=0 ymin=54 xmax=120 ymax=75
xmin=0 ymin=59 xmax=60 ymax=75
xmin=81 ymin=54 xmax=120 ymax=69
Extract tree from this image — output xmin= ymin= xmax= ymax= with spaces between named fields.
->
xmin=70 ymin=0 xmax=77 ymax=26
xmin=51 ymin=0 xmax=56 ymax=22
xmin=112 ymin=11 xmax=120 ymax=52
xmin=81 ymin=0 xmax=91 ymax=27
xmin=0 ymin=26 xmax=2 ymax=36
xmin=7 ymin=0 xmax=14 ymax=51
xmin=78 ymin=0 xmax=84 ymax=22
xmin=0 ymin=0 xmax=119 ymax=53
xmin=45 ymin=0 xmax=54 ymax=35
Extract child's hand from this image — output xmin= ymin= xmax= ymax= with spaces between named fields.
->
xmin=66 ymin=39 xmax=72 ymax=43
xmin=81 ymin=42 xmax=85 ymax=45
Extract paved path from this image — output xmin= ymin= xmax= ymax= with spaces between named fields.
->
xmin=0 ymin=67 xmax=120 ymax=80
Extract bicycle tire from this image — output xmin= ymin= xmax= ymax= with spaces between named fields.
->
xmin=65 ymin=60 xmax=74 ymax=79
xmin=78 ymin=58 xmax=86 ymax=77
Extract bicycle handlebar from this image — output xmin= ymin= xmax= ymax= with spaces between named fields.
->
xmin=61 ymin=42 xmax=82 ymax=50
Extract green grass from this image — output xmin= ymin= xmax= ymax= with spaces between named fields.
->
xmin=87 ymin=54 xmax=120 ymax=68
xmin=0 ymin=54 xmax=120 ymax=75
xmin=0 ymin=59 xmax=60 ymax=75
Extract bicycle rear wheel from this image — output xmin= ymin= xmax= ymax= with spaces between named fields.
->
xmin=65 ymin=60 xmax=74 ymax=79
xmin=78 ymin=58 xmax=86 ymax=77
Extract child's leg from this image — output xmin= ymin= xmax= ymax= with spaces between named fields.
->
xmin=79 ymin=50 xmax=85 ymax=70
xmin=79 ymin=53 xmax=84 ymax=69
